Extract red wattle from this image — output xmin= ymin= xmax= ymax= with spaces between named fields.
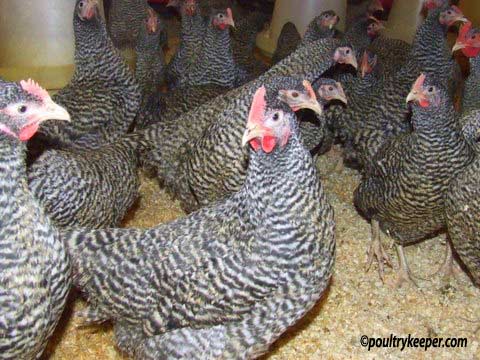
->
xmin=262 ymin=136 xmax=276 ymax=153
xmin=250 ymin=139 xmax=261 ymax=152
xmin=462 ymin=47 xmax=480 ymax=58
xmin=419 ymin=99 xmax=430 ymax=108
xmin=19 ymin=123 xmax=39 ymax=141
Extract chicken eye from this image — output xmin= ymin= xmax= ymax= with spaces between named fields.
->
xmin=218 ymin=14 xmax=224 ymax=18
xmin=345 ymin=49 xmax=350 ymax=55
xmin=272 ymin=113 xmax=280 ymax=121
xmin=78 ymin=1 xmax=85 ymax=8
xmin=291 ymin=92 xmax=299 ymax=98
xmin=447 ymin=10 xmax=452 ymax=15
xmin=427 ymin=87 xmax=434 ymax=93
xmin=18 ymin=105 xmax=27 ymax=114
xmin=328 ymin=86 xmax=334 ymax=91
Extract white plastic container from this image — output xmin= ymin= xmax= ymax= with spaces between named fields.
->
xmin=256 ymin=0 xmax=347 ymax=56
xmin=381 ymin=0 xmax=424 ymax=43
xmin=0 ymin=0 xmax=104 ymax=90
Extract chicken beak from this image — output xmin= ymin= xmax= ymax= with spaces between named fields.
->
xmin=406 ymin=90 xmax=419 ymax=103
xmin=302 ymin=80 xmax=323 ymax=115
xmin=348 ymin=55 xmax=358 ymax=70
xmin=455 ymin=16 xmax=469 ymax=24
xmin=226 ymin=8 xmax=235 ymax=28
xmin=40 ymin=100 xmax=71 ymax=122
xmin=407 ymin=73 xmax=426 ymax=104
xmin=333 ymin=83 xmax=348 ymax=104
xmin=303 ymin=99 xmax=323 ymax=116
xmin=82 ymin=0 xmax=98 ymax=19
xmin=328 ymin=15 xmax=339 ymax=29
xmin=242 ymin=124 xmax=263 ymax=147
xmin=452 ymin=41 xmax=466 ymax=53
xmin=277 ymin=90 xmax=322 ymax=116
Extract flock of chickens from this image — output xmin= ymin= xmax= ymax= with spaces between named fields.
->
xmin=0 ymin=0 xmax=479 ymax=358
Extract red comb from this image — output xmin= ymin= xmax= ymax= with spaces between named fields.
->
xmin=247 ymin=86 xmax=266 ymax=126
xmin=147 ymin=7 xmax=156 ymax=19
xmin=20 ymin=79 xmax=50 ymax=102
xmin=424 ymin=1 xmax=435 ymax=10
xmin=412 ymin=73 xmax=426 ymax=91
xmin=458 ymin=21 xmax=472 ymax=43
xmin=147 ymin=8 xmax=158 ymax=32
xmin=302 ymin=80 xmax=317 ymax=101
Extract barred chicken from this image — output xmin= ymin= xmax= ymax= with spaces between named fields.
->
xmin=346 ymin=0 xmax=384 ymax=28
xmin=231 ymin=11 xmax=271 ymax=79
xmin=303 ymin=11 xmax=340 ymax=45
xmin=272 ymin=11 xmax=340 ymax=65
xmin=445 ymin=110 xmax=480 ymax=287
xmin=354 ymin=74 xmax=474 ymax=286
xmin=172 ymin=8 xmax=238 ymax=89
xmin=346 ymin=5 xmax=467 ymax=169
xmin=452 ymin=21 xmax=480 ymax=118
xmin=165 ymin=0 xmax=205 ymax=88
xmin=135 ymin=84 xmax=229 ymax=129
xmin=107 ymin=0 xmax=148 ymax=49
xmin=142 ymin=39 xmax=357 ymax=212
xmin=292 ymin=78 xmax=347 ymax=156
xmin=0 ymin=79 xmax=71 ymax=358
xmin=33 ymin=0 xmax=141 ymax=150
xmin=28 ymin=134 xmax=147 ymax=229
xmin=330 ymin=50 xmax=383 ymax=167
xmin=135 ymin=8 xmax=166 ymax=102
xmin=344 ymin=15 xmax=384 ymax=53
xmin=271 ymin=22 xmax=301 ymax=66
xmin=61 ymin=86 xmax=335 ymax=359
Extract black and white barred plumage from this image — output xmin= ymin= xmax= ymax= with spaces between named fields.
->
xmin=354 ymin=75 xmax=473 ymax=281
xmin=446 ymin=110 xmax=480 ymax=287
xmin=62 ymin=92 xmax=335 ymax=359
xmin=28 ymin=134 xmax=147 ymax=229
xmin=462 ymin=54 xmax=480 ymax=117
xmin=0 ymin=80 xmax=71 ymax=359
xmin=107 ymin=0 xmax=149 ymax=49
xmin=35 ymin=0 xmax=141 ymax=150
xmin=142 ymin=39 xmax=354 ymax=212
xmin=170 ymin=8 xmax=238 ymax=90
xmin=165 ymin=0 xmax=205 ymax=89
xmin=135 ymin=8 xmax=166 ymax=101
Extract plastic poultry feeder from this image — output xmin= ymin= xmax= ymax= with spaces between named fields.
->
xmin=0 ymin=0 xmax=104 ymax=90
xmin=256 ymin=0 xmax=347 ymax=57
xmin=381 ymin=0 xmax=424 ymax=43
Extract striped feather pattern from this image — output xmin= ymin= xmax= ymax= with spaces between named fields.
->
xmin=61 ymin=107 xmax=335 ymax=358
xmin=28 ymin=134 xmax=147 ymax=229
xmin=354 ymin=79 xmax=474 ymax=245
xmin=446 ymin=110 xmax=480 ymax=286
xmin=0 ymin=81 xmax=71 ymax=358
xmin=36 ymin=0 xmax=141 ymax=150
xmin=142 ymin=38 xmax=345 ymax=212
xmin=107 ymin=0 xmax=148 ymax=49
xmin=461 ymin=55 xmax=480 ymax=117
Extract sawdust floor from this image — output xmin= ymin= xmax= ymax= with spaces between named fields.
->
xmin=42 ymin=148 xmax=480 ymax=360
